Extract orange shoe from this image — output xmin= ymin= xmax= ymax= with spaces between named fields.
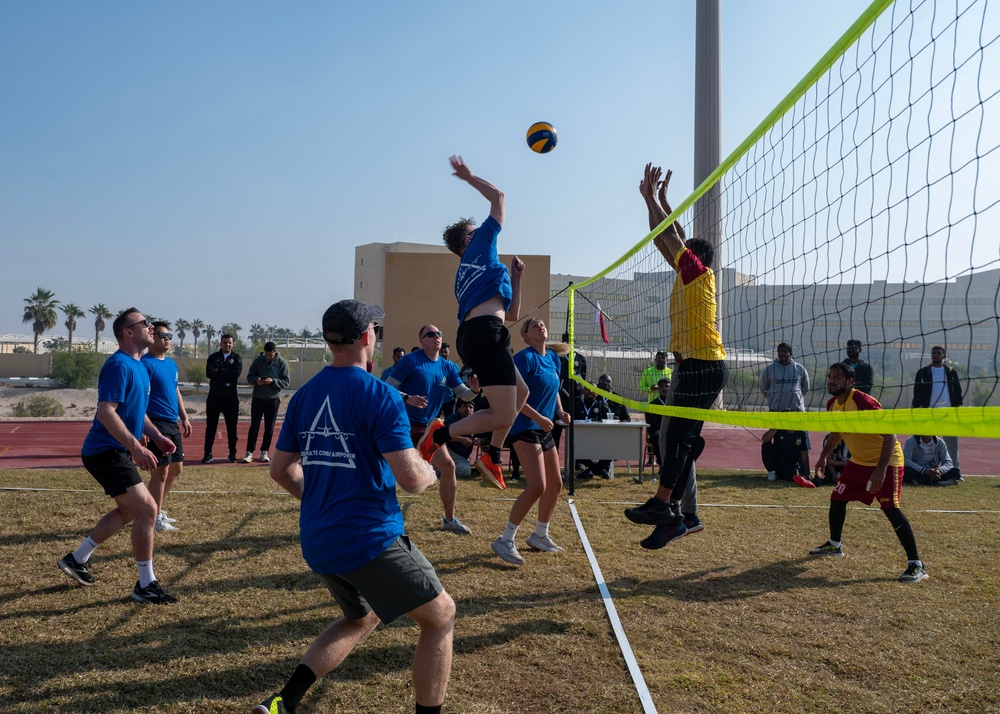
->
xmin=417 ymin=419 xmax=445 ymax=462
xmin=793 ymin=474 xmax=817 ymax=489
xmin=475 ymin=453 xmax=506 ymax=490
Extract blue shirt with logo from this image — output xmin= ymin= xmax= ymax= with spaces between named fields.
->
xmin=141 ymin=354 xmax=179 ymax=421
xmin=82 ymin=351 xmax=150 ymax=456
xmin=510 ymin=347 xmax=562 ymax=435
xmin=276 ymin=365 xmax=412 ymax=575
xmin=454 ymin=215 xmax=511 ymax=322
xmin=391 ymin=351 xmax=463 ymax=426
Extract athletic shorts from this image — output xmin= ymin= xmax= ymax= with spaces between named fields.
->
xmin=148 ymin=417 xmax=184 ymax=466
xmin=507 ymin=428 xmax=555 ymax=452
xmin=317 ymin=535 xmax=443 ymax=625
xmin=455 ymin=315 xmax=517 ymax=387
xmin=409 ymin=421 xmax=429 ymax=448
xmin=81 ymin=449 xmax=143 ymax=498
xmin=831 ymin=461 xmax=903 ymax=509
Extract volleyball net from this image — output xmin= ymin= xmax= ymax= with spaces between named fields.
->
xmin=567 ymin=0 xmax=1000 ymax=439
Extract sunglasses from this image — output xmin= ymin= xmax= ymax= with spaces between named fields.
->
xmin=421 ymin=330 xmax=442 ymax=339
xmin=155 ymin=332 xmax=173 ymax=340
xmin=125 ymin=318 xmax=151 ymax=330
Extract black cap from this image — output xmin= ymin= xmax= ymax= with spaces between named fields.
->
xmin=322 ymin=300 xmax=385 ymax=345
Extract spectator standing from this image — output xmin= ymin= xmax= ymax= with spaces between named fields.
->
xmin=380 ymin=347 xmax=406 ymax=382
xmin=912 ymin=345 xmax=963 ymax=468
xmin=644 ymin=379 xmax=670 ymax=467
xmin=58 ymin=308 xmax=179 ymax=604
xmin=257 ymin=299 xmax=454 ymax=714
xmin=202 ymin=334 xmax=242 ymax=463
xmin=903 ymin=435 xmax=962 ymax=486
xmin=141 ymin=322 xmax=192 ymax=532
xmin=639 ymin=351 xmax=674 ymax=397
xmin=842 ymin=339 xmax=875 ymax=394
xmin=759 ymin=342 xmax=810 ymax=412
xmin=242 ymin=341 xmax=290 ymax=464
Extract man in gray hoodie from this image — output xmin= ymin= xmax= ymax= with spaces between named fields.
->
xmin=242 ymin=341 xmax=291 ymax=463
xmin=759 ymin=343 xmax=810 ymax=412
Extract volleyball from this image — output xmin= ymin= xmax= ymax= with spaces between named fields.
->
xmin=526 ymin=122 xmax=558 ymax=153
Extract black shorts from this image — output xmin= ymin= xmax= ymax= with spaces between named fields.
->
xmin=507 ymin=428 xmax=556 ymax=452
xmin=81 ymin=449 xmax=143 ymax=498
xmin=148 ymin=417 xmax=184 ymax=466
xmin=317 ymin=535 xmax=443 ymax=625
xmin=455 ymin=315 xmax=517 ymax=387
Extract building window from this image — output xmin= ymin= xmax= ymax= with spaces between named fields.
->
xmin=360 ymin=281 xmax=364 ymax=289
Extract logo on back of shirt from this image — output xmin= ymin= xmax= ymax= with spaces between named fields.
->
xmin=300 ymin=395 xmax=357 ymax=468
xmin=455 ymin=257 xmax=486 ymax=300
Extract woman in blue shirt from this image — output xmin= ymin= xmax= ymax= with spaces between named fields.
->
xmin=490 ymin=318 xmax=571 ymax=565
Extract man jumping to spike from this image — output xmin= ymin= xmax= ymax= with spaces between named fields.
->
xmin=419 ymin=155 xmax=527 ymax=490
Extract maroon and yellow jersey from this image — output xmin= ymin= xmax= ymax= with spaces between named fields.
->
xmin=827 ymin=388 xmax=904 ymax=467
xmin=669 ymin=248 xmax=726 ymax=361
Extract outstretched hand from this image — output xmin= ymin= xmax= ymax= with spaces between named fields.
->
xmin=449 ymin=155 xmax=472 ymax=181
xmin=639 ymin=162 xmax=662 ymax=200
xmin=657 ymin=169 xmax=674 ymax=214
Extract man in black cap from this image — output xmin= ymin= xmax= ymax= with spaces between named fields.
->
xmin=257 ymin=299 xmax=454 ymax=714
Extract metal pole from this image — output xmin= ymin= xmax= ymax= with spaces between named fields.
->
xmin=565 ymin=281 xmax=576 ymax=496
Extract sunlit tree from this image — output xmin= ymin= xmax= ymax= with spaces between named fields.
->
xmin=62 ymin=303 xmax=85 ymax=351
xmin=90 ymin=304 xmax=112 ymax=352
xmin=175 ymin=319 xmax=191 ymax=355
xmin=204 ymin=324 xmax=217 ymax=351
xmin=191 ymin=319 xmax=204 ymax=358
xmin=22 ymin=287 xmax=59 ymax=354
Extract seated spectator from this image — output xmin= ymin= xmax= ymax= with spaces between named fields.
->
xmin=596 ymin=374 xmax=631 ymax=422
xmin=816 ymin=436 xmax=848 ymax=486
xmin=903 ymin=435 xmax=962 ymax=486
xmin=573 ymin=385 xmax=613 ymax=480
xmin=644 ymin=378 xmax=670 ymax=467
xmin=444 ymin=401 xmax=487 ymax=479
xmin=761 ymin=429 xmax=810 ymax=484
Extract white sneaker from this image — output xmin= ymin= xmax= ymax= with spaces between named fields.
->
xmin=526 ymin=532 xmax=564 ymax=552
xmin=490 ymin=537 xmax=524 ymax=565
xmin=767 ymin=471 xmax=777 ymax=481
xmin=241 ymin=452 xmax=253 ymax=464
xmin=155 ymin=514 xmax=179 ymax=532
xmin=159 ymin=511 xmax=177 ymax=524
xmin=260 ymin=451 xmax=270 ymax=463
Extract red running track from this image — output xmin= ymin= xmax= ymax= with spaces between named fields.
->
xmin=1 ymin=420 xmax=997 ymax=476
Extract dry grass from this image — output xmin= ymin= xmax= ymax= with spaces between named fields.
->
xmin=1 ymin=466 xmax=998 ymax=713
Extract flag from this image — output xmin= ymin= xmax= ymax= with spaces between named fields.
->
xmin=595 ymin=301 xmax=610 ymax=345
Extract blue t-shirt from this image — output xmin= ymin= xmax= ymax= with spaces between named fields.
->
xmin=390 ymin=351 xmax=463 ymax=426
xmin=276 ymin=365 xmax=412 ymax=575
xmin=510 ymin=347 xmax=562 ymax=435
xmin=379 ymin=364 xmax=396 ymax=382
xmin=81 ymin=351 xmax=150 ymax=456
xmin=141 ymin=354 xmax=179 ymax=421
xmin=454 ymin=215 xmax=512 ymax=322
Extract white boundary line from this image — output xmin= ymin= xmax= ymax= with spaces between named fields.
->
xmin=596 ymin=500 xmax=1000 ymax=515
xmin=568 ymin=498 xmax=657 ymax=714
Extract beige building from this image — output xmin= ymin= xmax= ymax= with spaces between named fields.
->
xmin=355 ymin=242 xmax=551 ymax=365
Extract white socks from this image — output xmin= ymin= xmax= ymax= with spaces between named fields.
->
xmin=502 ymin=521 xmax=519 ymax=543
xmin=73 ymin=536 xmax=100 ymax=564
xmin=533 ymin=520 xmax=550 ymax=538
xmin=136 ymin=560 xmax=156 ymax=588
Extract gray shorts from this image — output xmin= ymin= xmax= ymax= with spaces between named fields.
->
xmin=318 ymin=535 xmax=443 ymax=625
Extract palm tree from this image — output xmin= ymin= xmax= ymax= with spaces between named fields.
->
xmin=191 ymin=319 xmax=204 ymax=358
xmin=90 ymin=304 xmax=113 ymax=352
xmin=62 ymin=303 xmax=85 ymax=351
xmin=221 ymin=323 xmax=242 ymax=343
xmin=175 ymin=319 xmax=191 ymax=355
xmin=22 ymin=288 xmax=59 ymax=354
xmin=204 ymin=324 xmax=217 ymax=351
xmin=249 ymin=323 xmax=265 ymax=346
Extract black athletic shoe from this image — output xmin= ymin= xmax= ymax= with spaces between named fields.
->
xmin=58 ymin=552 xmax=94 ymax=586
xmin=625 ymin=498 xmax=681 ymax=525
xmin=254 ymin=694 xmax=289 ymax=714
xmin=640 ymin=521 xmax=689 ymax=550
xmin=131 ymin=580 xmax=178 ymax=605
xmin=227 ymin=453 xmax=238 ymax=463
xmin=201 ymin=454 xmax=213 ymax=464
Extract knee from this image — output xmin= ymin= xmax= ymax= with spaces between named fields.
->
xmin=424 ymin=591 xmax=456 ymax=632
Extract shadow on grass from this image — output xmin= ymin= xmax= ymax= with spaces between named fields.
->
xmin=606 ymin=556 xmax=885 ymax=602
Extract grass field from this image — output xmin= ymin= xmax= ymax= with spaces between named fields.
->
xmin=1 ymin=466 xmax=998 ymax=713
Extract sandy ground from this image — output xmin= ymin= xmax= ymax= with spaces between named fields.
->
xmin=0 ymin=386 xmax=291 ymax=420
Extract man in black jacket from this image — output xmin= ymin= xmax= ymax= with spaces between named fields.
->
xmin=202 ymin=334 xmax=243 ymax=463
xmin=843 ymin=339 xmax=875 ymax=394
xmin=912 ymin=345 xmax=964 ymax=468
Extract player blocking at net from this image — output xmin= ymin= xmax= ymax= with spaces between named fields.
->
xmin=625 ymin=164 xmax=728 ymax=549
xmin=419 ymin=155 xmax=528 ymax=490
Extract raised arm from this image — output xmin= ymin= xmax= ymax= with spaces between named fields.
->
xmin=450 ymin=155 xmax=505 ymax=225
xmin=507 ymin=255 xmax=524 ymax=322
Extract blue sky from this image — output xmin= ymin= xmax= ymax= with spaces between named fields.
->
xmin=1 ymin=1 xmax=875 ymax=338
